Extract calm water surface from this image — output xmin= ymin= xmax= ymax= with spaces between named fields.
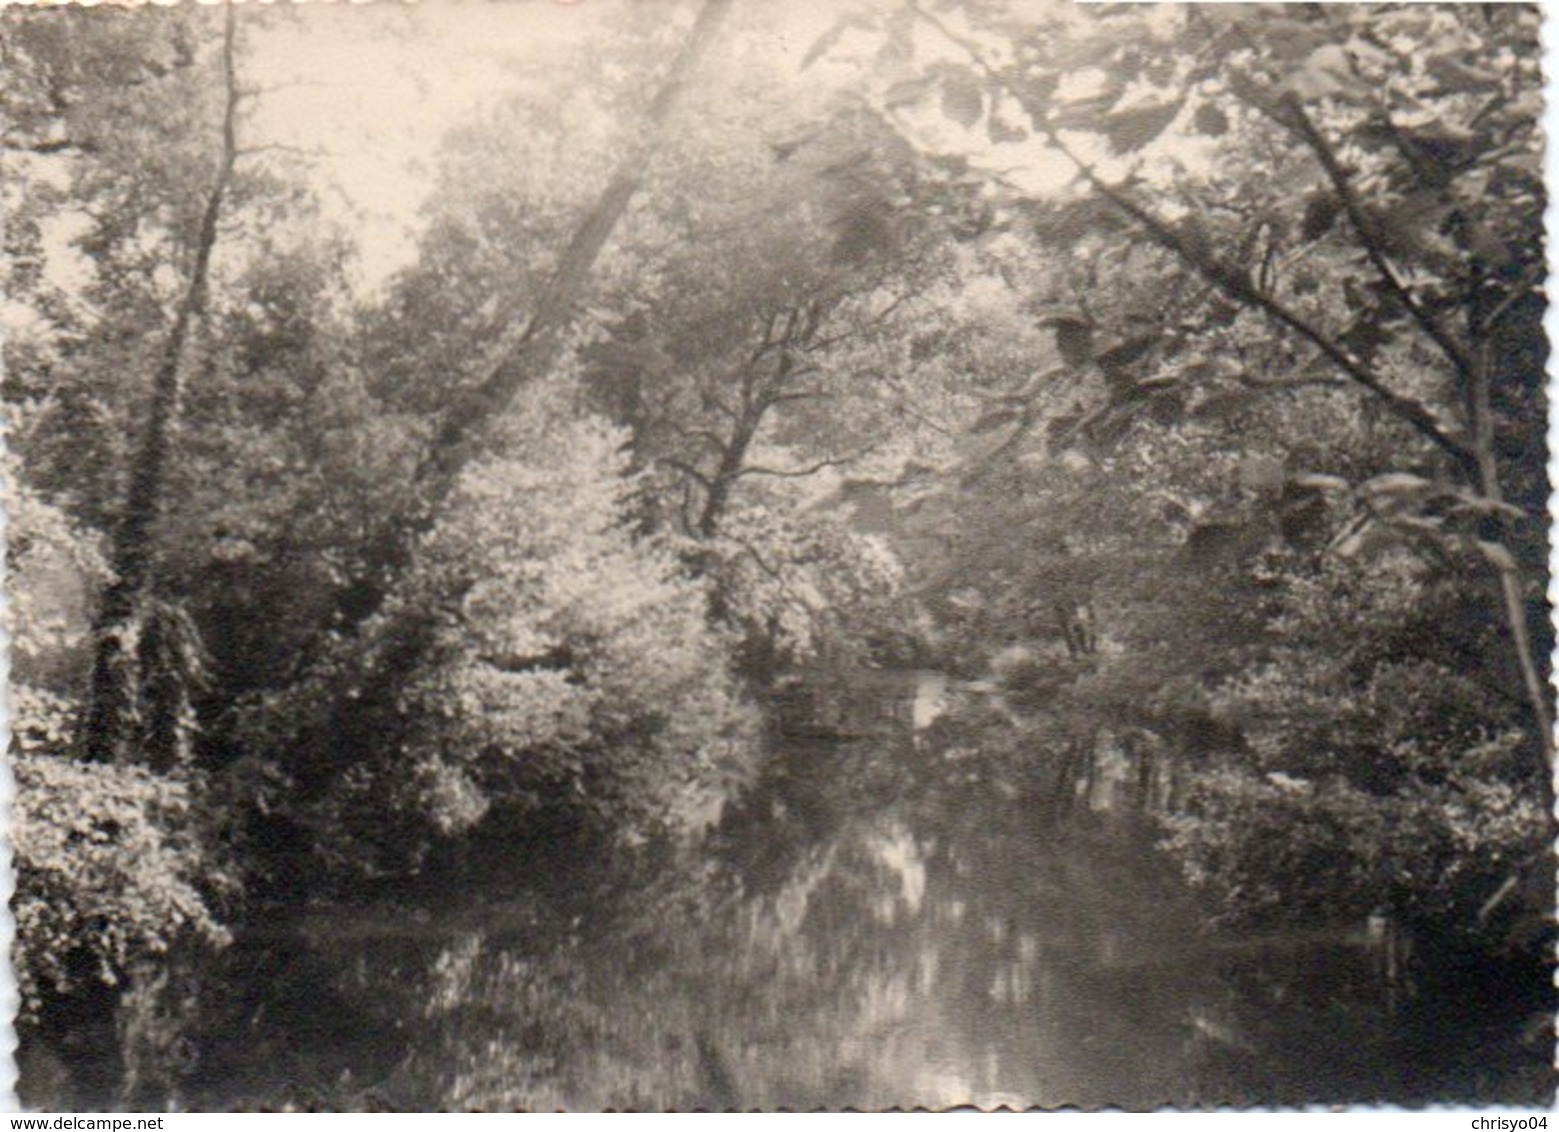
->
xmin=161 ymin=678 xmax=1548 ymax=1110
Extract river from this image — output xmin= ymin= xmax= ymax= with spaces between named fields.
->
xmin=85 ymin=676 xmax=1556 ymax=1109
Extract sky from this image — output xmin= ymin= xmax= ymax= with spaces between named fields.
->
xmin=243 ymin=0 xmax=851 ymax=293
xmin=246 ymin=0 xmax=634 ymax=290
xmin=20 ymin=0 xmax=1168 ymax=304
xmin=236 ymin=0 xmax=1092 ymax=293
xmin=9 ymin=0 xmax=853 ymax=316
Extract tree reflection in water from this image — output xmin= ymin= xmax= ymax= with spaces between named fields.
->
xmin=176 ymin=698 xmax=1548 ymax=1111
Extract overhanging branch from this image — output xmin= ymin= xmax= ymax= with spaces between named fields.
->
xmin=910 ymin=3 xmax=1478 ymax=480
xmin=1273 ymin=92 xmax=1480 ymax=391
xmin=1045 ymin=131 xmax=1478 ymax=479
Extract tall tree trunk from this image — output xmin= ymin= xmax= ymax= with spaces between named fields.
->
xmin=697 ymin=412 xmax=759 ymax=539
xmin=319 ymin=0 xmax=734 ymax=650
xmin=289 ymin=0 xmax=735 ymax=788
xmin=80 ymin=5 xmax=239 ymax=766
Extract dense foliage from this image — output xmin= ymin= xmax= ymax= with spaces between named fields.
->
xmin=11 ymin=752 xmax=232 ymax=1025
xmin=3 ymin=0 xmax=1549 ymax=1092
xmin=803 ymin=0 xmax=1550 ymax=945
xmin=324 ymin=382 xmax=761 ymax=866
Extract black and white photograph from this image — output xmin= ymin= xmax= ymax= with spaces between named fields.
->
xmin=2 ymin=0 xmax=1553 ymax=1111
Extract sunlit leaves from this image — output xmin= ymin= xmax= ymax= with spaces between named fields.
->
xmin=392 ymin=385 xmax=758 ymax=842
xmin=9 ymin=0 xmax=1547 ymax=980
xmin=5 ymin=469 xmax=111 ymax=686
xmin=1162 ymin=751 xmax=1545 ymax=932
xmin=704 ymin=501 xmax=905 ymax=668
xmin=12 ymin=753 xmax=231 ymax=1021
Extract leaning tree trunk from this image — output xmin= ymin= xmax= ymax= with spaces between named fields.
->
xmin=286 ymin=0 xmax=736 ymax=788
xmin=80 ymin=5 xmax=239 ymax=766
xmin=320 ymin=0 xmax=733 ymax=648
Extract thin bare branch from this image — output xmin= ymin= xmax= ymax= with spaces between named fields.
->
xmin=2 ymin=135 xmax=92 ymax=155
xmin=735 ymin=446 xmax=877 ymax=481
